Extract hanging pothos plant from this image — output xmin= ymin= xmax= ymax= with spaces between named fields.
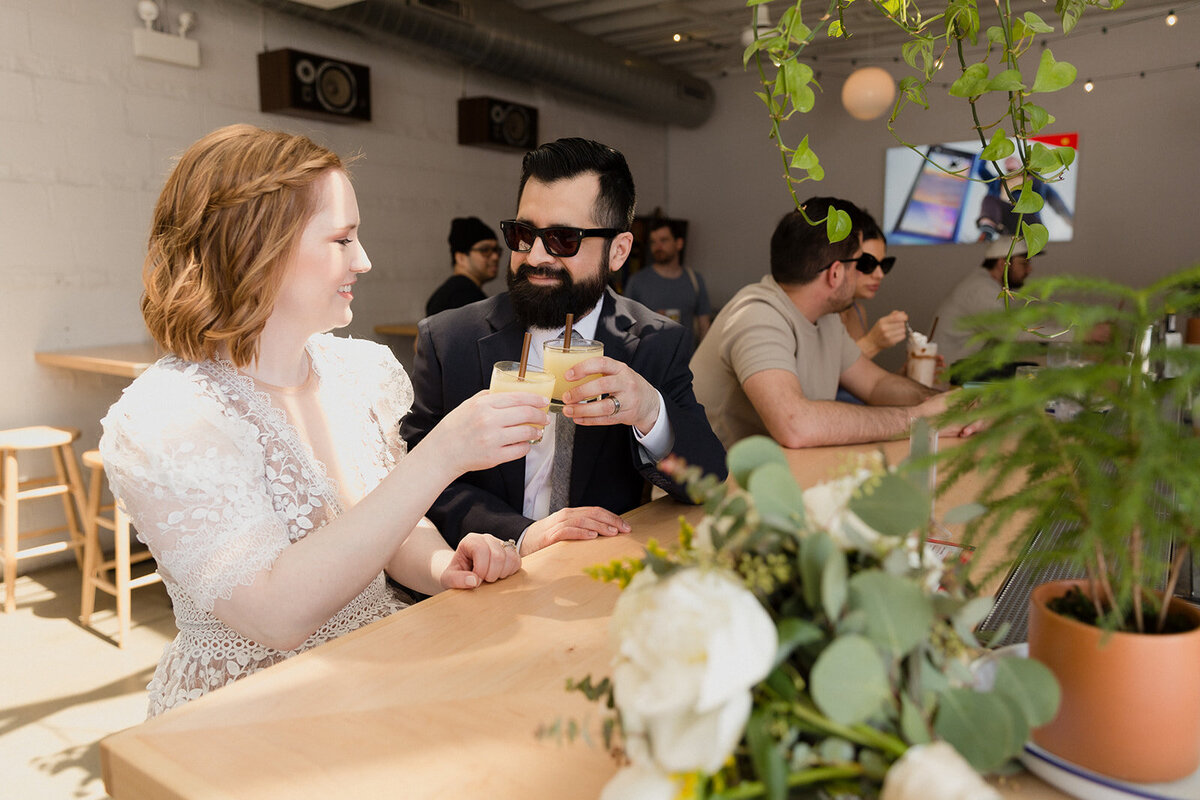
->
xmin=742 ymin=0 xmax=1122 ymax=290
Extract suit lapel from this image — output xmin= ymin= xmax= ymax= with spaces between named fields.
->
xmin=571 ymin=290 xmax=638 ymax=505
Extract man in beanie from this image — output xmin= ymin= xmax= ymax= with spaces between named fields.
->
xmin=425 ymin=216 xmax=501 ymax=317
xmin=932 ymin=235 xmax=1040 ymax=369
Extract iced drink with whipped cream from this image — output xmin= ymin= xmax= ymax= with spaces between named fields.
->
xmin=906 ymin=331 xmax=938 ymax=387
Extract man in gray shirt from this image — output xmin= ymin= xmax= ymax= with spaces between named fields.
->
xmin=624 ymin=219 xmax=712 ymax=351
xmin=690 ymin=198 xmax=972 ymax=449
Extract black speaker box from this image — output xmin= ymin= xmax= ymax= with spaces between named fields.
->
xmin=258 ymin=48 xmax=371 ymax=123
xmin=458 ymin=97 xmax=538 ymax=151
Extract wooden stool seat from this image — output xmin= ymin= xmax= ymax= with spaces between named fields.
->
xmin=79 ymin=449 xmax=162 ymax=647
xmin=1 ymin=425 xmax=87 ymax=613
xmin=0 ymin=426 xmax=79 ymax=450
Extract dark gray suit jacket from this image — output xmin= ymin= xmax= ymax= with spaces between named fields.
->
xmin=400 ymin=288 xmax=728 ymax=545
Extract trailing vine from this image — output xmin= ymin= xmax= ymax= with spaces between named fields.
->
xmin=743 ymin=0 xmax=1124 ymax=286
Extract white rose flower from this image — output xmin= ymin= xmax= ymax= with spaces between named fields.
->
xmin=599 ymin=763 xmax=679 ymax=800
xmin=881 ymin=742 xmax=1001 ymax=800
xmin=610 ymin=568 xmax=777 ymax=774
xmin=802 ymin=469 xmax=892 ymax=553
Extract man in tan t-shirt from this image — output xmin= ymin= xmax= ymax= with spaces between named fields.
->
xmin=690 ymin=198 xmax=972 ymax=449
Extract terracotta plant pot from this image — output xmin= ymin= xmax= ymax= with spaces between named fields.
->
xmin=1027 ymin=579 xmax=1200 ymax=783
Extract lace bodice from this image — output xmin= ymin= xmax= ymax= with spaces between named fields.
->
xmin=100 ymin=334 xmax=413 ymax=717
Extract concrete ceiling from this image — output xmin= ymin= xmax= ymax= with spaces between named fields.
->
xmin=507 ymin=0 xmax=1187 ymax=77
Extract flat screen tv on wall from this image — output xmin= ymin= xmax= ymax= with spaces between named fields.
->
xmin=882 ymin=133 xmax=1078 ymax=246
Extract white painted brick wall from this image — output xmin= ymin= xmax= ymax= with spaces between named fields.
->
xmin=1 ymin=0 xmax=669 ymax=569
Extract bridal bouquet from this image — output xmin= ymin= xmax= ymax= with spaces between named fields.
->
xmin=567 ymin=436 xmax=1059 ymax=800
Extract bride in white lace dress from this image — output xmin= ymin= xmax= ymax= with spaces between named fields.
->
xmin=100 ymin=125 xmax=549 ymax=718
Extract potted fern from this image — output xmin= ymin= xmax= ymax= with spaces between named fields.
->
xmin=938 ymin=266 xmax=1200 ymax=783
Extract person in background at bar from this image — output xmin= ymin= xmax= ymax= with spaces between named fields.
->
xmin=623 ymin=217 xmax=713 ymax=354
xmin=100 ymin=125 xmax=544 ymax=718
xmin=690 ymin=197 xmax=973 ymax=449
xmin=932 ymin=235 xmax=1041 ymax=370
xmin=425 ymin=216 xmax=501 ymax=317
xmin=401 ymin=138 xmax=727 ymax=557
xmin=933 ymin=237 xmax=1112 ymax=381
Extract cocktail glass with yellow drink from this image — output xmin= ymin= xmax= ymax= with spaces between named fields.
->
xmin=543 ymin=336 xmax=604 ymax=405
xmin=489 ymin=361 xmax=555 ymax=442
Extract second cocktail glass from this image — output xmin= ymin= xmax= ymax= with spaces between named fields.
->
xmin=542 ymin=337 xmax=603 ymax=405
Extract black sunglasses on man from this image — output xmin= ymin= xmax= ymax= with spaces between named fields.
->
xmin=500 ymin=219 xmax=621 ymax=258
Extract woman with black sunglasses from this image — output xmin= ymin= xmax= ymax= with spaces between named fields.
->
xmin=838 ymin=234 xmax=908 ymax=361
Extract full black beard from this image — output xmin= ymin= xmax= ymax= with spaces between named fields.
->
xmin=506 ymin=257 xmax=609 ymax=330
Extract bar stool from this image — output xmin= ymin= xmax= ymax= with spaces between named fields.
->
xmin=0 ymin=425 xmax=88 ymax=613
xmin=78 ymin=449 xmax=161 ymax=647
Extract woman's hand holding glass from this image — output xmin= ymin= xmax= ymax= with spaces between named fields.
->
xmin=428 ymin=389 xmax=551 ymax=474
xmin=488 ymin=362 xmax=555 ymax=442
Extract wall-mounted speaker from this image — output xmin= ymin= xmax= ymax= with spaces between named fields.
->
xmin=458 ymin=97 xmax=538 ymax=151
xmin=258 ymin=48 xmax=371 ymax=123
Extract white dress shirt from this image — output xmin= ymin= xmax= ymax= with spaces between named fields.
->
xmin=520 ymin=297 xmax=673 ymax=523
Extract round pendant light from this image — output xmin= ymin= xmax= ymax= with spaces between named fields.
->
xmin=841 ymin=66 xmax=896 ymax=121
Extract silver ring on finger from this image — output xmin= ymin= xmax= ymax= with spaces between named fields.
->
xmin=504 ymin=538 xmax=517 ymax=551
xmin=610 ymin=395 xmax=621 ymax=417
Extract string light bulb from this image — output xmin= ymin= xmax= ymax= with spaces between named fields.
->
xmin=1084 ymin=78 xmax=1094 ymax=92
xmin=1166 ymin=9 xmax=1177 ymax=26
xmin=673 ymin=32 xmax=682 ymax=42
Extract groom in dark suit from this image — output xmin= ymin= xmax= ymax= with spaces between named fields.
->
xmin=401 ymin=138 xmax=727 ymax=555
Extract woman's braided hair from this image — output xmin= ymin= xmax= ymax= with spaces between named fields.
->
xmin=142 ymin=124 xmax=345 ymax=367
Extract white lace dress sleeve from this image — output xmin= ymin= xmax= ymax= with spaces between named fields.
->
xmin=100 ymin=340 xmax=411 ymax=718
xmin=101 ymin=366 xmax=290 ymax=610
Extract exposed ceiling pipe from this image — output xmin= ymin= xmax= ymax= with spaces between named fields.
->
xmin=244 ymin=0 xmax=715 ymax=128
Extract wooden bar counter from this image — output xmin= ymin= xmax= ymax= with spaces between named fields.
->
xmin=100 ymin=439 xmax=1068 ymax=799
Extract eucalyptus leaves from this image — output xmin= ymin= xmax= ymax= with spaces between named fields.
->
xmin=578 ymin=436 xmax=1060 ymax=800
xmin=743 ymin=0 xmax=1120 ymax=262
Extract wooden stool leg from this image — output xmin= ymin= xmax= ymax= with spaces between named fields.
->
xmin=52 ymin=443 xmax=87 ymax=569
xmin=114 ymin=502 xmax=131 ymax=649
xmin=63 ymin=442 xmax=89 ymax=568
xmin=3 ymin=449 xmax=17 ymax=613
xmin=79 ymin=463 xmax=103 ymax=627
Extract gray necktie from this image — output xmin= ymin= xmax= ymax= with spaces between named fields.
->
xmin=548 ymin=412 xmax=574 ymax=513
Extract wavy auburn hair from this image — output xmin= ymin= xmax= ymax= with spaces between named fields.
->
xmin=141 ymin=124 xmax=344 ymax=367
